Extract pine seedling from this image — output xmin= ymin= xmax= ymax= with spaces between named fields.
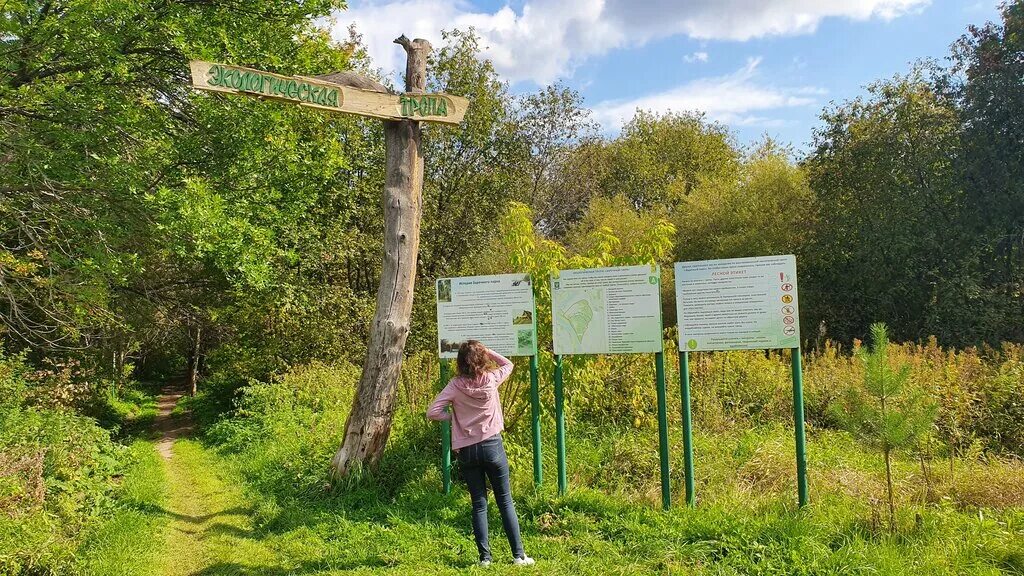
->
xmin=835 ymin=323 xmax=937 ymax=531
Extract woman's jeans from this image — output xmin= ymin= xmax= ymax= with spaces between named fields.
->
xmin=457 ymin=434 xmax=525 ymax=561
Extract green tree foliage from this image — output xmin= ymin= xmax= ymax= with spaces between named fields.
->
xmin=602 ymin=111 xmax=739 ymax=211
xmin=676 ymin=139 xmax=814 ymax=262
xmin=835 ymin=323 xmax=937 ymax=530
xmin=946 ymin=1 xmax=1024 ymax=343
xmin=803 ymin=2 xmax=1024 ymax=346
xmin=419 ymin=29 xmax=524 ymax=283
xmin=804 ymin=74 xmax=965 ymax=345
xmin=0 ymin=0 xmax=355 ymax=377
xmin=534 ymin=138 xmax=609 ymax=239
xmin=516 ymin=83 xmax=598 ymax=237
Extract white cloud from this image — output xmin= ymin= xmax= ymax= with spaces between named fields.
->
xmin=337 ymin=0 xmax=930 ymax=84
xmin=590 ymin=57 xmax=823 ymax=131
xmin=684 ymin=51 xmax=709 ymax=63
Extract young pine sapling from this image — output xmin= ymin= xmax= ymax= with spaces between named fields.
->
xmin=835 ymin=323 xmax=937 ymax=531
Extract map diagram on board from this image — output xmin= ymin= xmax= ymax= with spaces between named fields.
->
xmin=552 ymin=288 xmax=607 ymax=353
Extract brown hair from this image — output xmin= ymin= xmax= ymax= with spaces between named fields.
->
xmin=457 ymin=340 xmax=490 ymax=378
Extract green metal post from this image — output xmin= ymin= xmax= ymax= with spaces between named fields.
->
xmin=554 ymin=354 xmax=567 ymax=495
xmin=529 ymin=354 xmax=542 ymax=488
xmin=440 ymin=360 xmax=452 ymax=495
xmin=679 ymin=351 xmax=696 ymax=507
xmin=791 ymin=348 xmax=809 ymax=507
xmin=655 ymin=352 xmax=671 ymax=510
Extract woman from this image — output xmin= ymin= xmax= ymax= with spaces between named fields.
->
xmin=427 ymin=340 xmax=535 ymax=567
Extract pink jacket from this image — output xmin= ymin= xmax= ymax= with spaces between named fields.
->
xmin=427 ymin=350 xmax=513 ymax=450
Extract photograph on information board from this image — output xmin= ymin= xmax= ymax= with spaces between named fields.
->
xmin=551 ymin=265 xmax=663 ymax=355
xmin=675 ymin=255 xmax=800 ymax=351
xmin=436 ymin=274 xmax=537 ymax=359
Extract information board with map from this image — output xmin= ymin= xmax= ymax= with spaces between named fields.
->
xmin=551 ymin=265 xmax=663 ymax=355
xmin=675 ymin=255 xmax=800 ymax=351
xmin=436 ymin=274 xmax=537 ymax=359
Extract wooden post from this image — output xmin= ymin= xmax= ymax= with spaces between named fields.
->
xmin=187 ymin=35 xmax=467 ymax=478
xmin=330 ymin=36 xmax=432 ymax=478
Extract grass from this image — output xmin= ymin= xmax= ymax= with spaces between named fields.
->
xmin=144 ymin=425 xmax=1019 ymax=575
xmin=95 ymin=381 xmax=162 ymax=439
xmin=36 ymin=351 xmax=1024 ymax=575
xmin=148 ymin=360 xmax=1022 ymax=575
xmin=77 ymin=441 xmax=168 ymax=576
xmin=158 ymin=439 xmax=286 ymax=576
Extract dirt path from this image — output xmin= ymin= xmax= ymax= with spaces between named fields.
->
xmin=154 ymin=384 xmax=193 ymax=460
xmin=153 ymin=386 xmax=274 ymax=575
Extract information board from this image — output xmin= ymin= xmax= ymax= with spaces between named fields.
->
xmin=551 ymin=265 xmax=663 ymax=355
xmin=436 ymin=274 xmax=537 ymax=359
xmin=675 ymin=255 xmax=800 ymax=351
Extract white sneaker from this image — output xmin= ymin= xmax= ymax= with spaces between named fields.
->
xmin=479 ymin=560 xmax=492 ymax=567
xmin=513 ymin=556 xmax=535 ymax=566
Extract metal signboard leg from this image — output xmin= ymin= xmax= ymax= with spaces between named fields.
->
xmin=554 ymin=354 xmax=567 ymax=495
xmin=679 ymin=351 xmax=696 ymax=507
xmin=655 ymin=352 xmax=671 ymax=510
xmin=440 ymin=359 xmax=452 ymax=495
xmin=530 ymin=355 xmax=542 ymax=488
xmin=791 ymin=348 xmax=809 ymax=507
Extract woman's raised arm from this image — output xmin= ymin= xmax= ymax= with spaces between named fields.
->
xmin=487 ymin=348 xmax=514 ymax=385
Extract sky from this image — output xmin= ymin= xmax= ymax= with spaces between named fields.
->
xmin=331 ymin=0 xmax=1004 ymax=150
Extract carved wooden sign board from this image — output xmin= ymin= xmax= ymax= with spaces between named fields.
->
xmin=189 ymin=60 xmax=469 ymax=125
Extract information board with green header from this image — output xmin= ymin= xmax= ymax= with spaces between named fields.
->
xmin=675 ymin=255 xmax=800 ymax=351
xmin=436 ymin=274 xmax=537 ymax=358
xmin=551 ymin=265 xmax=663 ymax=355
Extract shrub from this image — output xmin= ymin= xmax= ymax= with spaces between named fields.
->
xmin=208 ymin=362 xmax=361 ymax=498
xmin=0 ymin=351 xmax=127 ymax=574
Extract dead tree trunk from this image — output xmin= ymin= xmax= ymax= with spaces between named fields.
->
xmin=188 ymin=324 xmax=201 ymax=397
xmin=331 ymin=35 xmax=431 ymax=478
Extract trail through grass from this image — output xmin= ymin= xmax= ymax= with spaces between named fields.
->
xmin=158 ymin=440 xmax=280 ymax=576
xmin=151 ymin=384 xmax=278 ymax=575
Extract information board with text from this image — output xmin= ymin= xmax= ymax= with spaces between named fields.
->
xmin=436 ymin=274 xmax=537 ymax=359
xmin=551 ymin=265 xmax=663 ymax=355
xmin=675 ymin=255 xmax=800 ymax=351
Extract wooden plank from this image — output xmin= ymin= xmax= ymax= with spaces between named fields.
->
xmin=189 ymin=60 xmax=468 ymax=125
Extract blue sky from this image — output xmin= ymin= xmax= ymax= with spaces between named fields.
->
xmin=334 ymin=0 xmax=1003 ymax=151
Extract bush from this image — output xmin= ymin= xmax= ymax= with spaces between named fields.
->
xmin=207 ymin=362 xmax=361 ymax=498
xmin=0 ymin=351 xmax=128 ymax=574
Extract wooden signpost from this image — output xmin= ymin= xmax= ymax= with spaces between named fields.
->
xmin=189 ymin=36 xmax=470 ymax=478
xmin=189 ymin=60 xmax=468 ymax=124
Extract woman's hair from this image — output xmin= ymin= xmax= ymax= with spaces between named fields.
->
xmin=457 ymin=340 xmax=490 ymax=378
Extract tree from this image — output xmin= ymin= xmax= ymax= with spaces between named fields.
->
xmin=514 ymin=83 xmax=598 ymax=236
xmin=602 ymin=111 xmax=739 ymax=212
xmin=417 ymin=30 xmax=524 ymax=286
xmin=1 ymin=0 xmax=360 ymax=385
xmin=331 ymin=35 xmax=432 ymax=477
xmin=803 ymin=74 xmax=964 ymax=345
xmin=676 ymin=139 xmax=814 ymax=263
xmin=535 ymin=138 xmax=609 ymax=239
xmin=946 ymin=0 xmax=1024 ymax=343
xmin=835 ymin=323 xmax=937 ymax=530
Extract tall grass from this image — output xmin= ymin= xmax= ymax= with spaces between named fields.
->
xmin=188 ymin=339 xmax=1024 ymax=574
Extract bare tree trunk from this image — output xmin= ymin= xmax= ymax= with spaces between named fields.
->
xmin=188 ymin=324 xmax=201 ymax=397
xmin=331 ymin=35 xmax=431 ymax=478
xmin=884 ymin=447 xmax=896 ymax=531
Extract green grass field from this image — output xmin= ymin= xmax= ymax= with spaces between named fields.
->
xmin=73 ymin=423 xmax=1023 ymax=575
